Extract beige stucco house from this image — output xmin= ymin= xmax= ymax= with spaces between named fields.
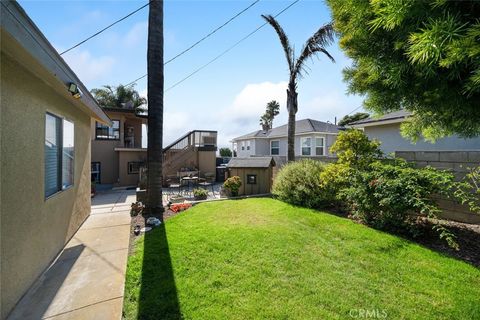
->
xmin=91 ymin=107 xmax=148 ymax=187
xmin=0 ymin=2 xmax=111 ymax=318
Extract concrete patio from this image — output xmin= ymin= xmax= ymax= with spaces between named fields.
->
xmin=7 ymin=192 xmax=132 ymax=320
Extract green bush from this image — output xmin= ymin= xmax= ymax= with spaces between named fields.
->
xmin=193 ymin=188 xmax=208 ymax=199
xmin=342 ymin=160 xmax=459 ymax=248
xmin=272 ymin=159 xmax=335 ymax=208
xmin=330 ymin=129 xmax=382 ymax=169
xmin=224 ymin=176 xmax=242 ymax=197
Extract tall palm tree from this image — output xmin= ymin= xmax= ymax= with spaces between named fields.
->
xmin=146 ymin=0 xmax=164 ymax=213
xmin=262 ymin=15 xmax=335 ymax=162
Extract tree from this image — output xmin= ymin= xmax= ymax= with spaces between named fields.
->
xmin=338 ymin=112 xmax=369 ymax=127
xmin=219 ymin=148 xmax=233 ymax=157
xmin=326 ymin=0 xmax=480 ymax=141
xmin=146 ymin=0 xmax=164 ymax=214
xmin=91 ymin=84 xmax=146 ymax=112
xmin=259 ymin=100 xmax=280 ymax=130
xmin=262 ymin=15 xmax=335 ymax=161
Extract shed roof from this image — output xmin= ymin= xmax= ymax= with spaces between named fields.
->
xmin=227 ymin=157 xmax=275 ymax=168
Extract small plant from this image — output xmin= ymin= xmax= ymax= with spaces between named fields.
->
xmin=193 ymin=188 xmax=208 ymax=200
xmin=223 ymin=176 xmax=242 ymax=197
xmin=131 ymin=201 xmax=144 ymax=217
xmin=455 ymin=166 xmax=480 ymax=214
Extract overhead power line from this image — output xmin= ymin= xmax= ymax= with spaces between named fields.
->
xmin=60 ymin=2 xmax=149 ymax=55
xmin=125 ymin=0 xmax=262 ymax=87
xmin=164 ymin=0 xmax=300 ymax=92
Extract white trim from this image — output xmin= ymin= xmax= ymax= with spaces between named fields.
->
xmin=270 ymin=140 xmax=280 ymax=155
xmin=349 ymin=118 xmax=405 ymax=128
xmin=300 ymin=136 xmax=312 ymax=156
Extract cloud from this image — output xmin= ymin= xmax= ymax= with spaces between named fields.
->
xmin=124 ymin=21 xmax=148 ymax=47
xmin=62 ymin=49 xmax=115 ymax=83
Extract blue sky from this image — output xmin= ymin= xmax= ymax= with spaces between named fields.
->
xmin=19 ymin=0 xmax=364 ymax=148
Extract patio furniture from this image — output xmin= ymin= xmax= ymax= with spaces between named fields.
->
xmin=181 ymin=176 xmax=199 ymax=195
xmin=167 ymin=175 xmax=185 ymax=196
xmin=198 ymin=172 xmax=215 ymax=195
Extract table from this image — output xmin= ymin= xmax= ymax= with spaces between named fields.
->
xmin=181 ymin=176 xmax=198 ymax=193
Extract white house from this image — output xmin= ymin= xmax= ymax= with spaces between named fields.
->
xmin=232 ymin=119 xmax=340 ymax=158
xmin=349 ymin=110 xmax=480 ymax=154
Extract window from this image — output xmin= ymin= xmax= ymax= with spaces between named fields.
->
xmin=247 ymin=174 xmax=257 ymax=184
xmin=301 ymin=137 xmax=311 ymax=156
xmin=271 ymin=140 xmax=279 ymax=155
xmin=128 ymin=162 xmax=144 ymax=174
xmin=241 ymin=141 xmax=245 ymax=151
xmin=246 ymin=140 xmax=250 ymax=151
xmin=45 ymin=113 xmax=74 ymax=198
xmin=91 ymin=162 xmax=101 ymax=183
xmin=96 ymin=120 xmax=119 ymax=140
xmin=315 ymin=137 xmax=325 ymax=156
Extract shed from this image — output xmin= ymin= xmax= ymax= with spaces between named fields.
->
xmin=227 ymin=157 xmax=275 ymax=196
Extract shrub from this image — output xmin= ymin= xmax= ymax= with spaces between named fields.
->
xmin=342 ymin=160 xmax=459 ymax=248
xmin=223 ymin=176 xmax=242 ymax=196
xmin=193 ymin=188 xmax=208 ymax=200
xmin=272 ymin=159 xmax=334 ymax=208
xmin=455 ymin=166 xmax=480 ymax=214
xmin=330 ymin=129 xmax=382 ymax=169
xmin=319 ymin=162 xmax=353 ymax=205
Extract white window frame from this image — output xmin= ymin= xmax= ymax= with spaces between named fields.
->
xmin=270 ymin=140 xmax=280 ymax=155
xmin=246 ymin=140 xmax=250 ymax=151
xmin=301 ymin=137 xmax=312 ymax=156
xmin=241 ymin=141 xmax=245 ymax=151
xmin=315 ymin=137 xmax=325 ymax=156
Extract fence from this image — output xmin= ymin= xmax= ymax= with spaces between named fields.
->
xmin=395 ymin=151 xmax=480 ymax=224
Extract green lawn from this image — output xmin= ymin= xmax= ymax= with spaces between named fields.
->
xmin=123 ymin=198 xmax=480 ymax=320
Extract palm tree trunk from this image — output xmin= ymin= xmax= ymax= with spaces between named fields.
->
xmin=146 ymin=0 xmax=164 ymax=213
xmin=286 ymin=82 xmax=297 ymax=162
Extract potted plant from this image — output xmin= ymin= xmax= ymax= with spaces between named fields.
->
xmin=193 ymin=188 xmax=208 ymax=200
xmin=223 ymin=176 xmax=242 ymax=197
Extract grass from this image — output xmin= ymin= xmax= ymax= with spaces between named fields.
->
xmin=123 ymin=198 xmax=480 ymax=319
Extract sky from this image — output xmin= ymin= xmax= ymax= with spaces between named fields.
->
xmin=19 ymin=0 xmax=365 ymax=148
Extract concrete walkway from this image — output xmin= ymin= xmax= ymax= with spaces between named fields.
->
xmin=8 ymin=190 xmax=133 ymax=320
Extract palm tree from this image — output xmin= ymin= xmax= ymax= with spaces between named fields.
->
xmin=146 ymin=0 xmax=164 ymax=213
xmin=259 ymin=100 xmax=280 ymax=130
xmin=91 ymin=84 xmax=146 ymax=112
xmin=262 ymin=15 xmax=335 ymax=162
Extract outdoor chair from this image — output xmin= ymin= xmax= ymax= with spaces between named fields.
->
xmin=198 ymin=172 xmax=215 ymax=195
xmin=167 ymin=176 xmax=185 ymax=196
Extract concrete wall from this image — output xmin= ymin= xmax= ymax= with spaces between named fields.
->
xmin=396 ymin=151 xmax=480 ymax=224
xmin=365 ymin=123 xmax=480 ymax=155
xmin=1 ymin=54 xmax=92 ymax=318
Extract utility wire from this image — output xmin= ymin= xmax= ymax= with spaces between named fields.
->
xmin=125 ymin=0 xmax=262 ymax=87
xmin=60 ymin=2 xmax=149 ymax=55
xmin=164 ymin=0 xmax=300 ymax=92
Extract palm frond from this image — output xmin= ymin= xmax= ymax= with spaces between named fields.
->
xmin=262 ymin=14 xmax=295 ymax=72
xmin=295 ymin=23 xmax=335 ymax=77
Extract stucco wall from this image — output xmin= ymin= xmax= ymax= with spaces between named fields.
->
xmin=198 ymin=151 xmax=216 ymax=176
xmin=91 ymin=139 xmax=120 ymax=184
xmin=1 ymin=54 xmax=92 ymax=318
xmin=118 ymin=150 xmax=147 ymax=187
xmin=364 ymin=123 xmax=480 ymax=154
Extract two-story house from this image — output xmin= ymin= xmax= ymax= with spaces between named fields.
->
xmin=232 ymin=119 xmax=340 ymax=159
xmin=91 ymin=106 xmax=147 ymax=187
xmin=91 ymin=108 xmax=218 ymax=187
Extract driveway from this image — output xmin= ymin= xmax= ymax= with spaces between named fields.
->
xmin=8 ymin=190 xmax=133 ymax=320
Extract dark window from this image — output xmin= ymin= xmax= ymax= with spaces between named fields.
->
xmin=96 ymin=120 xmax=120 ymax=140
xmin=247 ymin=174 xmax=257 ymax=184
xmin=91 ymin=162 xmax=101 ymax=183
xmin=128 ymin=162 xmax=144 ymax=174
xmin=271 ymin=140 xmax=279 ymax=155
xmin=45 ymin=113 xmax=74 ymax=198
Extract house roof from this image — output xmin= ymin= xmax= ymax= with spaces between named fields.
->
xmin=349 ymin=110 xmax=411 ymax=127
xmin=232 ymin=119 xmax=340 ymax=141
xmin=227 ymin=157 xmax=275 ymax=168
xmin=0 ymin=1 xmax=111 ymax=125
